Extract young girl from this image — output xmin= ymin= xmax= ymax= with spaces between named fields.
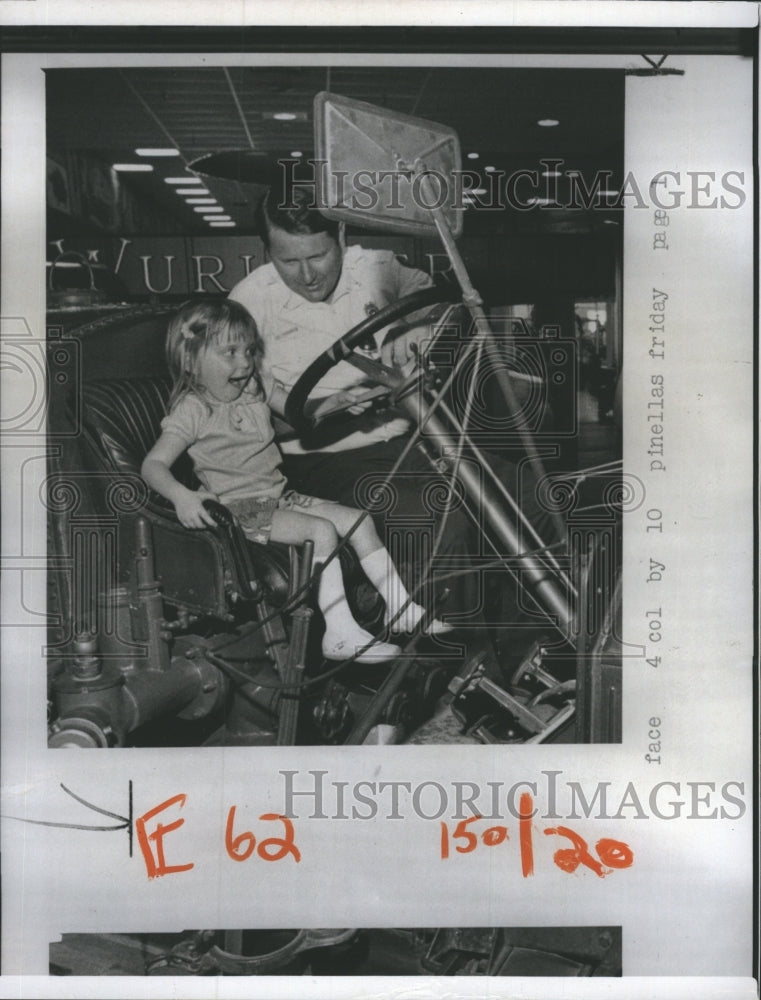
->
xmin=141 ymin=299 xmax=449 ymax=663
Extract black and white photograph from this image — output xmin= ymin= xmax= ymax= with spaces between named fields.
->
xmin=0 ymin=4 xmax=756 ymax=999
xmin=44 ymin=62 xmax=624 ymax=750
xmin=49 ymin=926 xmax=623 ymax=977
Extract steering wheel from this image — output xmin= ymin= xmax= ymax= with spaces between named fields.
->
xmin=284 ymin=285 xmax=455 ymax=435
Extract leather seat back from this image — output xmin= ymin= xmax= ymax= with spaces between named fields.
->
xmin=80 ymin=375 xmax=197 ymax=487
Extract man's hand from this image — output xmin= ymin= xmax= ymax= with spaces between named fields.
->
xmin=311 ymin=388 xmax=377 ymax=418
xmin=380 ymin=324 xmax=429 ymax=371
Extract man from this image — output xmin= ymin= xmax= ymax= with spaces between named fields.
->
xmin=229 ymin=185 xmax=554 ymax=658
xmin=229 ymin=187 xmax=434 ymax=435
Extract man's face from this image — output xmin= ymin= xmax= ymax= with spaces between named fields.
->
xmin=266 ymin=226 xmax=343 ymax=303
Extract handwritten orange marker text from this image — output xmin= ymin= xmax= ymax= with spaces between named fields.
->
xmin=439 ymin=794 xmax=634 ymax=878
xmin=136 ymin=797 xmax=301 ymax=878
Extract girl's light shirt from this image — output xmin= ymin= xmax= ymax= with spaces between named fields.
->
xmin=160 ymin=381 xmax=287 ymax=505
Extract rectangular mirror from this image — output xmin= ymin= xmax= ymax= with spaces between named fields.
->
xmin=314 ymin=91 xmax=463 ymax=237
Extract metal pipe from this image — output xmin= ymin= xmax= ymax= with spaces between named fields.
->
xmin=277 ymin=540 xmax=314 ymax=746
xmin=416 ymin=166 xmax=567 ymax=545
xmin=343 ymin=655 xmax=419 ymax=745
xmin=395 ymin=390 xmax=574 ymax=636
xmin=134 ymin=517 xmax=171 ymax=672
xmin=120 ymin=656 xmax=211 ymax=732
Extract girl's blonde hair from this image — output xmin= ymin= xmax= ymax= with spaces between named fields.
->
xmin=166 ymin=298 xmax=264 ymax=410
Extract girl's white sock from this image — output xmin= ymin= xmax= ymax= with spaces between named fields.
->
xmin=359 ymin=548 xmax=452 ymax=635
xmin=317 ymin=558 xmax=400 ymax=662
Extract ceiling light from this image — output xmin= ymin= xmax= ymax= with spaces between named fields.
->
xmin=209 ymin=221 xmax=237 ymax=227
xmin=202 ymin=212 xmax=226 ymax=219
xmin=262 ymin=110 xmax=308 ymax=122
xmin=467 ymin=152 xmax=479 ymax=160
xmin=598 ymin=189 xmax=620 ymax=197
xmin=470 ymin=188 xmax=487 ymax=196
xmin=290 ymin=151 xmax=303 ymax=158
xmin=113 ymin=163 xmax=154 ymax=172
xmin=484 ymin=166 xmax=496 ymax=173
xmin=193 ymin=206 xmax=225 ymax=213
xmin=176 ymin=187 xmax=210 ymax=195
xmin=541 ymin=169 xmax=562 ymax=178
xmin=165 ymin=176 xmax=203 ymax=184
xmin=185 ymin=198 xmax=218 ymax=205
xmin=526 ymin=197 xmax=558 ymax=206
xmin=135 ymin=148 xmax=180 ymax=157
xmin=537 ymin=119 xmax=560 ymax=127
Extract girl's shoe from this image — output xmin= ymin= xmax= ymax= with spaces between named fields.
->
xmin=322 ymin=629 xmax=401 ymax=663
xmin=384 ymin=603 xmax=454 ymax=636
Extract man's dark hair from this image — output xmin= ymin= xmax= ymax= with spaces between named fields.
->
xmin=256 ymin=183 xmax=341 ymax=248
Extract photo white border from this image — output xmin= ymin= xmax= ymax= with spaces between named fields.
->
xmin=1 ymin=4 xmax=758 ymax=998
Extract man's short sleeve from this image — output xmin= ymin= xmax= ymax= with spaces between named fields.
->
xmin=384 ymin=253 xmax=435 ymax=329
xmin=228 ymin=267 xmax=270 ymax=331
xmin=393 ymin=255 xmax=434 ymax=298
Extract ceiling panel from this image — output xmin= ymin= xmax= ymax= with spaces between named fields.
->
xmin=46 ymin=65 xmax=625 ymax=236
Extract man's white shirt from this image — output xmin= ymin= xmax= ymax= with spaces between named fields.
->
xmin=229 ymin=245 xmax=432 ymax=453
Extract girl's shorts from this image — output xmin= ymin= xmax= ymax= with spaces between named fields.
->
xmin=226 ymin=490 xmax=335 ymax=545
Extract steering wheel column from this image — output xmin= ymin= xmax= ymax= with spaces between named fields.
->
xmin=283 ymin=287 xmax=574 ymax=640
